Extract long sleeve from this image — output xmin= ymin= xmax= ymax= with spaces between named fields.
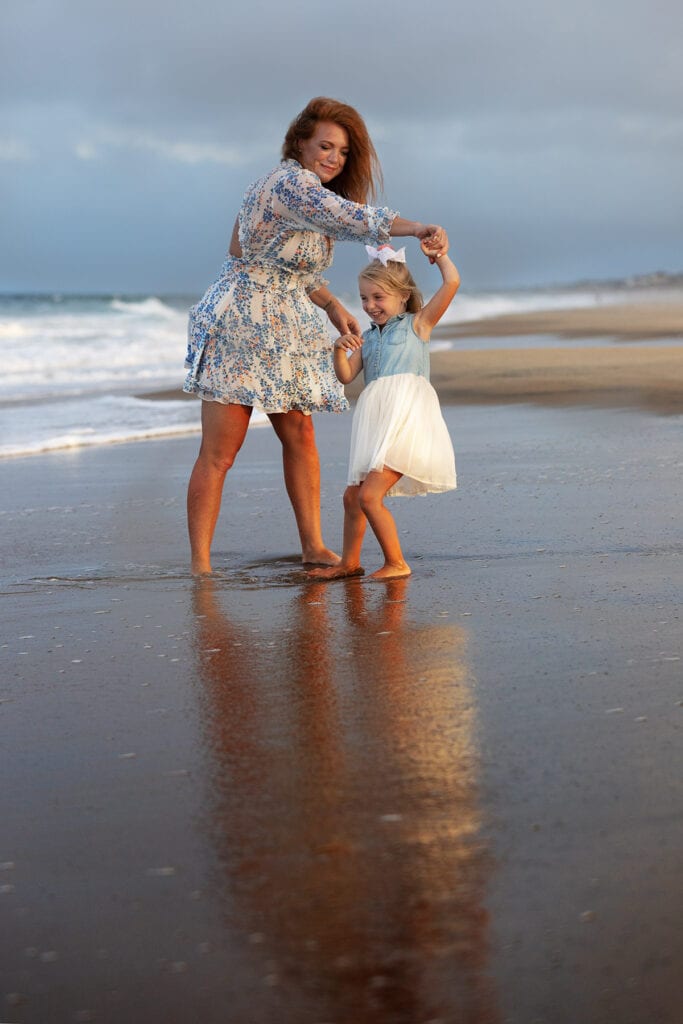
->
xmin=273 ymin=165 xmax=397 ymax=245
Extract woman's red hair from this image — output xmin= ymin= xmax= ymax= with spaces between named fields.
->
xmin=282 ymin=97 xmax=383 ymax=204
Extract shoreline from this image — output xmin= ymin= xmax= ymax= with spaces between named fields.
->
xmin=139 ymin=298 xmax=683 ymax=416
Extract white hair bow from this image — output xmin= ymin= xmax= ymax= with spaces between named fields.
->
xmin=365 ymin=244 xmax=407 ymax=266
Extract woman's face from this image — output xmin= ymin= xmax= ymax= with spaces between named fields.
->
xmin=298 ymin=121 xmax=349 ymax=184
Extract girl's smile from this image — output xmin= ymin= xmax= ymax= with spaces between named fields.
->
xmin=359 ymin=281 xmax=407 ymax=326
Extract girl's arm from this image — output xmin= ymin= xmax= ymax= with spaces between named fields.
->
xmin=332 ymin=334 xmax=364 ymax=385
xmin=413 ymin=250 xmax=461 ymax=341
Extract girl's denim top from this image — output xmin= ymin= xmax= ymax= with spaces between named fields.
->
xmin=361 ymin=313 xmax=429 ymax=385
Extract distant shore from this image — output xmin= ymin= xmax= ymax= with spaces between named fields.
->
xmin=141 ymin=301 xmax=683 ymax=415
xmin=434 ymin=300 xmax=683 ymax=341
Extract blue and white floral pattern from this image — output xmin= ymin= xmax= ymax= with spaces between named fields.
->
xmin=184 ymin=159 xmax=397 ymax=414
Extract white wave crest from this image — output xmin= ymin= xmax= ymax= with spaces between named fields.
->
xmin=109 ymin=296 xmax=177 ymax=317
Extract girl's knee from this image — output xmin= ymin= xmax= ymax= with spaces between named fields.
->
xmin=358 ymin=486 xmax=381 ymax=516
xmin=343 ymin=486 xmax=361 ymax=514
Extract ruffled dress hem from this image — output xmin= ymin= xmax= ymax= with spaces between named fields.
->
xmin=182 ymin=379 xmax=349 ymax=415
xmin=347 ymin=373 xmax=457 ymax=498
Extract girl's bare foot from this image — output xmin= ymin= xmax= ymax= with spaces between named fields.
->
xmin=307 ymin=564 xmax=365 ymax=581
xmin=302 ymin=546 xmax=342 ymax=568
xmin=365 ymin=562 xmax=411 ymax=582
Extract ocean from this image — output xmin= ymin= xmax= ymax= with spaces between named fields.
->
xmin=1 ymin=275 xmax=681 ymax=459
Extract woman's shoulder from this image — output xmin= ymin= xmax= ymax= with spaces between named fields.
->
xmin=278 ymin=158 xmax=321 ymax=188
xmin=249 ymin=159 xmax=318 ymax=197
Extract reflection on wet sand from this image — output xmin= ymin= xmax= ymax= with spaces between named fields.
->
xmin=191 ymin=578 xmax=499 ymax=1023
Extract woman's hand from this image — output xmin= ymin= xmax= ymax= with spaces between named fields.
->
xmin=326 ymin=299 xmax=361 ymax=337
xmin=421 ymin=229 xmax=449 ymax=260
xmin=416 ymin=224 xmax=446 ymax=262
xmin=415 ymin=223 xmax=445 ymax=245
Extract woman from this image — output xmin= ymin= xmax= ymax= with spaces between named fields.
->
xmin=184 ymin=97 xmax=445 ymax=575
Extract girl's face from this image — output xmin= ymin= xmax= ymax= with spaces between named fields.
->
xmin=298 ymin=121 xmax=349 ymax=184
xmin=359 ymin=278 xmax=408 ymax=326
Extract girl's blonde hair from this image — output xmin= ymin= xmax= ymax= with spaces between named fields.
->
xmin=282 ymin=97 xmax=383 ymax=204
xmin=359 ymin=261 xmax=423 ymax=313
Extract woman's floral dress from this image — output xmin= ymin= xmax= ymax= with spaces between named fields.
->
xmin=184 ymin=158 xmax=397 ymax=414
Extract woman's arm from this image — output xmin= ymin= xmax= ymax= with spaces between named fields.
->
xmin=413 ymin=249 xmax=461 ymax=340
xmin=308 ymin=286 xmax=361 ymax=337
xmin=276 ymin=165 xmax=447 ymax=255
xmin=389 ymin=218 xmax=445 ymax=248
xmin=274 ymin=166 xmax=397 ymax=245
xmin=332 ymin=335 xmax=364 ymax=385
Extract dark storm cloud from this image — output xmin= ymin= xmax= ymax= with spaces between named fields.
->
xmin=4 ymin=0 xmax=682 ymax=125
xmin=1 ymin=0 xmax=682 ymax=290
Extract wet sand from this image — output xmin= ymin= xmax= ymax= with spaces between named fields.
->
xmin=1 ymin=402 xmax=681 ymax=1023
xmin=434 ymin=300 xmax=683 ymax=341
xmin=426 ymin=345 xmax=683 ymax=414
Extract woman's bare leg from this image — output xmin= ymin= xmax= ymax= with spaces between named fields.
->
xmin=308 ymin=485 xmax=366 ymax=580
xmin=268 ymin=410 xmax=340 ymax=566
xmin=187 ymin=401 xmax=252 ymax=575
xmin=358 ymin=468 xmax=411 ymax=580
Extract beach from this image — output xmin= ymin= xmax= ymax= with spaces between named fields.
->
xmin=436 ymin=299 xmax=683 ymax=340
xmin=2 ymin=293 xmax=682 ymax=1022
xmin=2 ymin=375 xmax=682 ymax=1021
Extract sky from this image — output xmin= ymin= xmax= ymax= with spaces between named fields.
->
xmin=2 ymin=0 xmax=682 ymax=295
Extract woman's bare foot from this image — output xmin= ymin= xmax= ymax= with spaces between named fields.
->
xmin=365 ymin=562 xmax=411 ymax=582
xmin=307 ymin=564 xmax=365 ymax=581
xmin=302 ymin=546 xmax=342 ymax=568
xmin=191 ymin=559 xmax=213 ymax=577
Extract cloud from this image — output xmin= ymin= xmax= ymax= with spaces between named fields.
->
xmin=0 ymin=138 xmax=33 ymax=161
xmin=3 ymin=0 xmax=683 ymax=131
xmin=617 ymin=114 xmax=683 ymax=150
xmin=73 ymin=126 xmax=267 ymax=165
xmin=74 ymin=141 xmax=99 ymax=161
xmin=1 ymin=0 xmax=682 ymax=290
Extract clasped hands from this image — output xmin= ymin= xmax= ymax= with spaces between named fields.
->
xmin=418 ymin=225 xmax=449 ymax=262
xmin=328 ymin=226 xmax=450 ymax=339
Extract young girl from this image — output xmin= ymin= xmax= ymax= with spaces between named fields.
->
xmin=310 ymin=238 xmax=460 ymax=581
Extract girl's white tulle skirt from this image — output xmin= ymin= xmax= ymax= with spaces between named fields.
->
xmin=348 ymin=373 xmax=457 ymax=497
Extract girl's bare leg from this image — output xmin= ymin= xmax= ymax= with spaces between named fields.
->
xmin=358 ymin=468 xmax=411 ymax=580
xmin=187 ymin=401 xmax=252 ymax=575
xmin=308 ymin=485 xmax=366 ymax=580
xmin=268 ymin=410 xmax=340 ymax=566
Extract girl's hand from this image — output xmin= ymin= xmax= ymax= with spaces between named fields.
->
xmin=415 ymin=224 xmax=447 ymax=263
xmin=335 ymin=333 xmax=363 ymax=351
xmin=421 ymin=230 xmax=449 ymax=260
xmin=326 ymin=299 xmax=361 ymax=337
